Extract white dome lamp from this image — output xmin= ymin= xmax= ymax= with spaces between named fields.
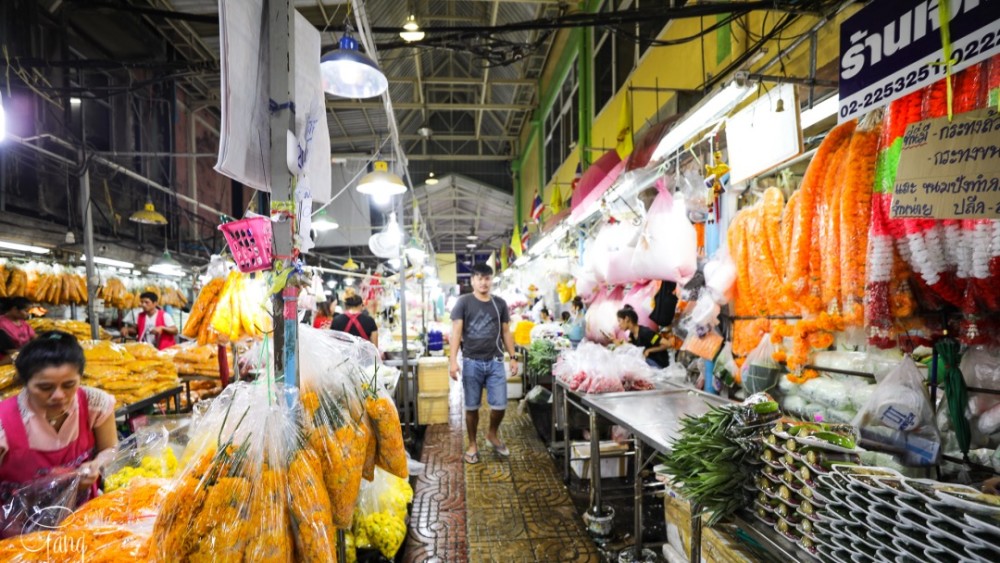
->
xmin=400 ymin=15 xmax=425 ymax=42
xmin=357 ymin=160 xmax=407 ymax=206
xmin=320 ymin=33 xmax=388 ymax=99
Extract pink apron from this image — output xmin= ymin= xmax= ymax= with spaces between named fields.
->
xmin=0 ymin=388 xmax=98 ymax=502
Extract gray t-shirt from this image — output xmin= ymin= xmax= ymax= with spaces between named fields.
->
xmin=451 ymin=294 xmax=510 ymax=360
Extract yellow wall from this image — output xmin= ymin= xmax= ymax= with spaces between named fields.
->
xmin=522 ymin=7 xmax=863 ymax=212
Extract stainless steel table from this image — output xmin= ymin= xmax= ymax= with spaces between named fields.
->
xmin=582 ymin=388 xmax=732 ymax=563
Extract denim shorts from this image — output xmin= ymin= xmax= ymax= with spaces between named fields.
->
xmin=462 ymin=358 xmax=507 ymax=411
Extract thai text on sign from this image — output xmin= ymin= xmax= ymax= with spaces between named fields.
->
xmin=891 ymin=108 xmax=1000 ymax=219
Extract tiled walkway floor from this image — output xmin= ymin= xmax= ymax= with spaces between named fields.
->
xmin=403 ymin=381 xmax=601 ymax=562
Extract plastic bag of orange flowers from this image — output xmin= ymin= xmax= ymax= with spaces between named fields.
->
xmin=150 ymin=382 xmax=298 ymax=562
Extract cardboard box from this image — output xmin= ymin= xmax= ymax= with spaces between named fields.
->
xmin=507 ymin=376 xmax=523 ymax=400
xmin=417 ymin=392 xmax=450 ymax=425
xmin=570 ymin=440 xmax=629 ymax=479
xmin=663 ymin=492 xmax=757 ymax=563
xmin=417 ymin=357 xmax=451 ymax=393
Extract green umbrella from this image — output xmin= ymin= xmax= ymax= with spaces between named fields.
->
xmin=935 ymin=338 xmax=970 ymax=460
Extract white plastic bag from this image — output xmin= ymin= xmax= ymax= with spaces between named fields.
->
xmin=853 ymin=356 xmax=941 ymax=466
xmin=593 ymin=222 xmax=641 ymax=285
xmin=630 ymin=189 xmax=698 ymax=283
xmin=585 ymin=286 xmax=625 ymax=344
xmin=703 ymin=249 xmax=737 ymax=305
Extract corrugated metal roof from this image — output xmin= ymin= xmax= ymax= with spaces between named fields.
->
xmin=93 ymin=0 xmax=561 ymax=252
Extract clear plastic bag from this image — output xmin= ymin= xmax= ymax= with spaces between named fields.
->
xmin=613 ymin=344 xmax=655 ymax=391
xmin=0 ymin=471 xmax=82 ymax=539
xmin=351 ymin=467 xmax=413 ymax=560
xmin=740 ymin=335 xmax=783 ymax=393
xmin=852 ymin=356 xmax=941 ymax=466
xmin=101 ymin=426 xmax=178 ymax=492
xmin=151 ymin=382 xmax=298 ymax=561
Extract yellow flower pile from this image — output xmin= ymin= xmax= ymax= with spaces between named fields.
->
xmin=81 ymin=341 xmax=181 ymax=405
xmin=352 ymin=468 xmax=413 ymax=560
xmin=104 ymin=448 xmax=179 ymax=492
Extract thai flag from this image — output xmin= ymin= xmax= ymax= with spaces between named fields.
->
xmin=530 ymin=193 xmax=544 ymax=222
xmin=571 ymin=162 xmax=582 ymax=192
xmin=520 ymin=223 xmax=529 ymax=251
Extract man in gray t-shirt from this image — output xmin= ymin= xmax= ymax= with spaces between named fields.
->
xmin=450 ymin=263 xmax=519 ymax=464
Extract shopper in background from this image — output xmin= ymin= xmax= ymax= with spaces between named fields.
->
xmin=0 ymin=297 xmax=36 ymax=350
xmin=331 ymin=295 xmax=379 ymax=348
xmin=567 ymin=296 xmax=586 ymax=348
xmin=616 ymin=305 xmax=671 ymax=368
xmin=122 ymin=292 xmax=177 ymax=350
xmin=449 ymin=263 xmax=518 ymax=464
xmin=313 ymin=301 xmax=334 ymax=329
xmin=0 ymin=331 xmax=118 ymax=506
xmin=560 ymin=311 xmax=571 ymax=324
xmin=539 ymin=308 xmax=552 ymax=323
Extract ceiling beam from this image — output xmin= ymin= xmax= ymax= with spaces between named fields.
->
xmin=327 ymin=102 xmax=532 ymax=111
xmin=332 ymin=133 xmax=515 ymax=143
xmin=388 ymin=77 xmax=536 ymax=87
xmin=476 ymin=1 xmax=501 ymax=141
xmin=405 ymin=154 xmax=513 ymax=161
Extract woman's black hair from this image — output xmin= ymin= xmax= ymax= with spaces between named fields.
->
xmin=540 ymin=308 xmax=550 ymax=316
xmin=14 ymin=331 xmax=86 ymax=384
xmin=344 ymin=295 xmax=364 ymax=308
xmin=316 ymin=301 xmax=333 ymax=317
xmin=1 ymin=296 xmax=30 ymax=314
xmin=616 ymin=305 xmax=638 ymax=325
xmin=561 ymin=311 xmax=571 ymax=322
xmin=572 ymin=296 xmax=584 ymax=311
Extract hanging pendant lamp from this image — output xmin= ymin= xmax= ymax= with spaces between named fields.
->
xmin=129 ymin=201 xmax=168 ymax=225
xmin=357 ymin=161 xmax=407 ymax=200
xmin=343 ymin=256 xmax=360 ymax=271
xmin=320 ymin=35 xmax=388 ymax=99
xmin=400 ymin=15 xmax=425 ymax=42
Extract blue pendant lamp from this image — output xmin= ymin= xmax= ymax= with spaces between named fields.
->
xmin=320 ymin=35 xmax=388 ymax=99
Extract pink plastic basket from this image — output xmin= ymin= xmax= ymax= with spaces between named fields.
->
xmin=218 ymin=216 xmax=273 ymax=273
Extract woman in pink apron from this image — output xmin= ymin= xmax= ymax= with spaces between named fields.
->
xmin=0 ymin=331 xmax=118 ymax=534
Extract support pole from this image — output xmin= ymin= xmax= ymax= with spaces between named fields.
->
xmin=268 ymin=0 xmax=298 ymax=387
xmin=399 ymin=241 xmax=412 ymax=441
xmin=80 ymin=151 xmax=98 ymax=340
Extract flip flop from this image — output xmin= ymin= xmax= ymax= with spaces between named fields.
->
xmin=463 ymin=451 xmax=480 ymax=464
xmin=488 ymin=440 xmax=511 ymax=457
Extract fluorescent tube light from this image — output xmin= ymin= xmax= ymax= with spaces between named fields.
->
xmin=0 ymin=240 xmax=50 ymax=254
xmin=651 ymin=82 xmax=753 ymax=161
xmin=800 ymin=95 xmax=839 ymax=129
xmin=82 ymin=256 xmax=135 ymax=269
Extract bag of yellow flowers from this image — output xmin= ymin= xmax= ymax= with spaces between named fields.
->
xmin=352 ymin=467 xmax=413 ymax=560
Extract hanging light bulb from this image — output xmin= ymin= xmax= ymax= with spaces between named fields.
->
xmin=320 ymin=34 xmax=388 ymax=99
xmin=130 ymin=200 xmax=168 ymax=225
xmin=425 ymin=172 xmax=439 ymax=185
xmin=399 ymin=15 xmax=425 ymax=42
xmin=343 ymin=256 xmax=360 ymax=271
xmin=358 ymin=161 xmax=407 ymax=199
xmin=372 ymin=191 xmax=393 ymax=207
xmin=149 ymin=250 xmax=184 ymax=276
xmin=775 ymin=96 xmax=786 ymax=113
xmin=312 ymin=209 xmax=339 ymax=231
